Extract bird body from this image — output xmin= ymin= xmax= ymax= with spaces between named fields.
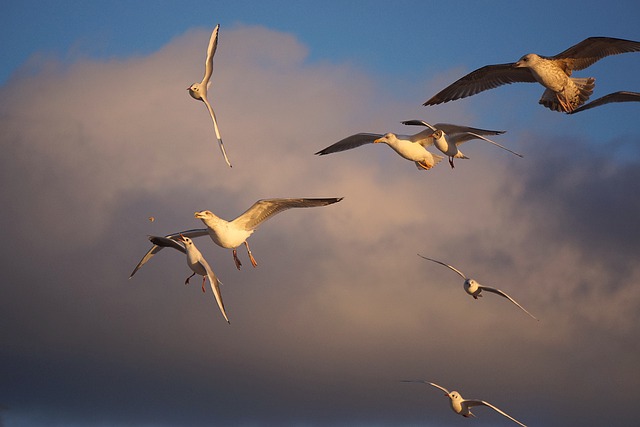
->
xmin=418 ymin=255 xmax=538 ymax=320
xmin=373 ymin=132 xmax=444 ymax=170
xmin=148 ymin=235 xmax=230 ymax=324
xmin=188 ymin=24 xmax=232 ymax=167
xmin=424 ymin=36 xmax=640 ymax=112
xmin=402 ymin=381 xmax=528 ymax=427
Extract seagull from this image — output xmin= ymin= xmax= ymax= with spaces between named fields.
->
xmin=130 ymin=198 xmax=343 ymax=274
xmin=418 ymin=255 xmax=538 ymax=320
xmin=148 ymin=234 xmax=230 ymax=324
xmin=569 ymin=90 xmax=640 ymax=113
xmin=424 ymin=36 xmax=640 ymax=112
xmin=402 ymin=380 xmax=528 ymax=427
xmin=402 ymin=120 xmax=519 ymax=168
xmin=187 ymin=24 xmax=232 ymax=167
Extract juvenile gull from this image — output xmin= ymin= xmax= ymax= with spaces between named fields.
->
xmin=130 ymin=198 xmax=343 ymax=274
xmin=148 ymin=234 xmax=230 ymax=324
xmin=424 ymin=37 xmax=640 ymax=112
xmin=315 ymin=123 xmax=504 ymax=171
xmin=187 ymin=24 xmax=232 ymax=167
xmin=402 ymin=380 xmax=528 ymax=427
xmin=418 ymin=255 xmax=538 ymax=320
xmin=569 ymin=90 xmax=640 ymax=113
xmin=402 ymin=120 xmax=518 ymax=168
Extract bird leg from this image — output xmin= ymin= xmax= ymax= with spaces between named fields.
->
xmin=244 ymin=241 xmax=258 ymax=267
xmin=233 ymin=248 xmax=242 ymax=270
xmin=448 ymin=157 xmax=455 ymax=168
xmin=184 ymin=272 xmax=196 ymax=285
xmin=201 ymin=276 xmax=206 ymax=293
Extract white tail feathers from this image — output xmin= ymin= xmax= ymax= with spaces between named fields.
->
xmin=539 ymin=77 xmax=595 ymax=112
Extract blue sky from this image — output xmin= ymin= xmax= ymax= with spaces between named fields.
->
xmin=1 ymin=1 xmax=640 ymax=426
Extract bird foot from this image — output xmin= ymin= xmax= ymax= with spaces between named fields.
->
xmin=448 ymin=158 xmax=455 ymax=168
xmin=233 ymin=249 xmax=242 ymax=270
xmin=248 ymin=251 xmax=258 ymax=268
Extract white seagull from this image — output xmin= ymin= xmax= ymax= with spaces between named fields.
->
xmin=130 ymin=198 xmax=343 ymax=274
xmin=418 ymin=255 xmax=538 ymax=320
xmin=148 ymin=234 xmax=230 ymax=324
xmin=569 ymin=90 xmax=640 ymax=113
xmin=402 ymin=120 xmax=519 ymax=168
xmin=187 ymin=24 xmax=232 ymax=167
xmin=424 ymin=36 xmax=640 ymax=112
xmin=315 ymin=123 xmax=504 ymax=171
xmin=402 ymin=380 xmax=528 ymax=427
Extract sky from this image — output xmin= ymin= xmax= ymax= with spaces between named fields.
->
xmin=1 ymin=1 xmax=639 ymax=426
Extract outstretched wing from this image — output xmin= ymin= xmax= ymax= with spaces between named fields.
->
xmin=480 ymin=286 xmax=538 ymax=320
xmin=233 ymin=198 xmax=343 ymax=230
xmin=424 ymin=64 xmax=536 ymax=106
xmin=402 ymin=120 xmax=505 ymax=136
xmin=449 ymin=132 xmax=523 ymax=158
xmin=315 ymin=133 xmax=383 ymax=155
xmin=202 ymin=24 xmax=220 ymax=85
xmin=148 ymin=235 xmax=186 ymax=253
xmin=417 ymin=254 xmax=468 ymax=280
xmin=200 ymin=257 xmax=230 ymax=324
xmin=129 ymin=229 xmax=209 ymax=278
xmin=569 ymin=91 xmax=640 ymax=113
xmin=428 ymin=382 xmax=451 ymax=395
xmin=552 ymin=36 xmax=640 ymax=71
xmin=464 ymin=399 xmax=528 ymax=427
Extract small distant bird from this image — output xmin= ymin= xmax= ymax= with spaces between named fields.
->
xmin=402 ymin=380 xmax=528 ymax=427
xmin=130 ymin=198 xmax=343 ymax=274
xmin=149 ymin=234 xmax=229 ymax=324
xmin=187 ymin=24 xmax=232 ymax=167
xmin=424 ymin=37 xmax=640 ymax=112
xmin=402 ymin=120 xmax=519 ymax=168
xmin=418 ymin=255 xmax=538 ymax=320
xmin=148 ymin=216 xmax=155 ymax=222
xmin=315 ymin=123 xmax=504 ymax=171
xmin=569 ymin=90 xmax=640 ymax=113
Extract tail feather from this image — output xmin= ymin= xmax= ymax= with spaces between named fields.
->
xmin=539 ymin=77 xmax=595 ymax=112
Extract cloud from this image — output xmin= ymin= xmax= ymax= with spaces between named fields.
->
xmin=1 ymin=25 xmax=639 ymax=427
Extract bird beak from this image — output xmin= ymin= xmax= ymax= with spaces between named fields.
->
xmin=194 ymin=211 xmax=202 ymax=219
xmin=178 ymin=233 xmax=187 ymax=242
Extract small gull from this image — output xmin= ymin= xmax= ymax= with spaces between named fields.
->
xmin=418 ymin=255 xmax=538 ymax=320
xmin=569 ymin=90 xmax=640 ymax=113
xmin=131 ymin=198 xmax=343 ymax=274
xmin=402 ymin=380 xmax=528 ymax=427
xmin=148 ymin=234 xmax=230 ymax=324
xmin=424 ymin=37 xmax=640 ymax=112
xmin=187 ymin=24 xmax=232 ymax=167
xmin=402 ymin=120 xmax=519 ymax=168
xmin=315 ymin=123 xmax=504 ymax=171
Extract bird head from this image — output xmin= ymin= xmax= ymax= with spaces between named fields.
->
xmin=194 ymin=210 xmax=213 ymax=220
xmin=430 ymin=129 xmax=445 ymax=140
xmin=178 ymin=233 xmax=193 ymax=246
xmin=514 ymin=53 xmax=539 ymax=68
xmin=187 ymin=84 xmax=201 ymax=99
xmin=373 ymin=133 xmax=393 ymax=144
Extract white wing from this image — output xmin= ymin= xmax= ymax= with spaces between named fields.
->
xmin=402 ymin=120 xmax=505 ymax=136
xmin=449 ymin=132 xmax=523 ymax=157
xmin=417 ymin=254 xmax=468 ymax=280
xmin=428 ymin=382 xmax=451 ymax=395
xmin=464 ymin=399 xmax=528 ymax=427
xmin=480 ymin=286 xmax=538 ymax=320
xmin=201 ymin=24 xmax=220 ymax=85
xmin=201 ymin=93 xmax=232 ymax=167
xmin=199 ymin=256 xmax=230 ymax=324
xmin=233 ymin=198 xmax=343 ymax=231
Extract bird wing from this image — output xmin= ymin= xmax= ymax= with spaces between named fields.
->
xmin=233 ymin=198 xmax=343 ymax=230
xmin=401 ymin=119 xmax=438 ymax=132
xmin=201 ymin=24 xmax=220 ymax=85
xmin=424 ymin=63 xmax=537 ymax=105
xmin=200 ymin=257 xmax=230 ymax=324
xmin=428 ymin=382 xmax=451 ymax=395
xmin=464 ymin=399 xmax=528 ymax=427
xmin=569 ymin=91 xmax=640 ymax=113
xmin=315 ymin=133 xmax=383 ymax=155
xmin=480 ymin=286 xmax=538 ymax=320
xmin=417 ymin=254 xmax=468 ymax=280
xmin=402 ymin=120 xmax=505 ymax=137
xmin=148 ymin=235 xmax=186 ymax=254
xmin=449 ymin=132 xmax=523 ymax=157
xmin=551 ymin=36 xmax=640 ymax=71
xmin=129 ymin=229 xmax=209 ymax=278
xmin=201 ymin=94 xmax=232 ymax=167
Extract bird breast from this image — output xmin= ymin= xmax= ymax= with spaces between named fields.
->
xmin=386 ymin=140 xmax=430 ymax=161
xmin=528 ymin=61 xmax=569 ymax=92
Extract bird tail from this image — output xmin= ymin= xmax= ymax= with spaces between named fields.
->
xmin=539 ymin=77 xmax=595 ymax=112
xmin=415 ymin=153 xmax=445 ymax=171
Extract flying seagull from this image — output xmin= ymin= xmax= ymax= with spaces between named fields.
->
xmin=569 ymin=90 xmax=640 ymax=113
xmin=130 ymin=198 xmax=343 ymax=274
xmin=315 ymin=123 xmax=504 ymax=171
xmin=402 ymin=380 xmax=528 ymax=427
xmin=418 ymin=255 xmax=538 ymax=320
xmin=187 ymin=24 xmax=232 ymax=167
xmin=148 ymin=234 xmax=230 ymax=324
xmin=424 ymin=36 xmax=640 ymax=112
xmin=402 ymin=120 xmax=519 ymax=168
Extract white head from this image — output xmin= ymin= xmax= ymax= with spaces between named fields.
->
xmin=373 ymin=133 xmax=396 ymax=145
xmin=178 ymin=233 xmax=194 ymax=247
xmin=514 ymin=53 xmax=540 ymax=68
xmin=187 ymin=83 xmax=202 ymax=100
xmin=430 ymin=129 xmax=445 ymax=141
